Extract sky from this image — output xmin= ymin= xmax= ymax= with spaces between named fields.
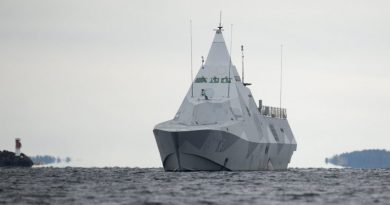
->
xmin=0 ymin=0 xmax=389 ymax=167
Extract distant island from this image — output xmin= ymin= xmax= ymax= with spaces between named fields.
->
xmin=0 ymin=150 xmax=33 ymax=167
xmin=326 ymin=149 xmax=390 ymax=168
xmin=30 ymin=155 xmax=72 ymax=165
xmin=0 ymin=151 xmax=72 ymax=167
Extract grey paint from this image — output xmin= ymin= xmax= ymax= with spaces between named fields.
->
xmin=154 ymin=129 xmax=296 ymax=171
xmin=153 ymin=26 xmax=297 ymax=171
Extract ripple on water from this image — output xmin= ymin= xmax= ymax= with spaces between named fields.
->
xmin=0 ymin=168 xmax=389 ymax=204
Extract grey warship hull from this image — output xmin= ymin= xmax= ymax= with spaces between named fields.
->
xmin=154 ymin=129 xmax=296 ymax=171
xmin=153 ymin=24 xmax=297 ymax=171
xmin=154 ymin=115 xmax=296 ymax=171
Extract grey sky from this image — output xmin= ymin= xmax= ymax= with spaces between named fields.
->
xmin=1 ymin=0 xmax=389 ymax=167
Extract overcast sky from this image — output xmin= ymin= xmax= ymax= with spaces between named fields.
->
xmin=1 ymin=0 xmax=389 ymax=167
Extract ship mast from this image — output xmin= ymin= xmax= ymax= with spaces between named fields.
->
xmin=218 ymin=11 xmax=223 ymax=31
xmin=241 ymin=45 xmax=251 ymax=86
xmin=190 ymin=20 xmax=193 ymax=98
xmin=279 ymin=44 xmax=283 ymax=117
xmin=241 ymin=45 xmax=244 ymax=84
xmin=216 ymin=11 xmax=232 ymax=98
xmin=227 ymin=24 xmax=233 ymax=98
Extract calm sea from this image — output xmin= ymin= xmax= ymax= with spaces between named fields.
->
xmin=0 ymin=168 xmax=389 ymax=204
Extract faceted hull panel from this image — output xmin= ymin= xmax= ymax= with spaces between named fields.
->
xmin=154 ymin=129 xmax=296 ymax=171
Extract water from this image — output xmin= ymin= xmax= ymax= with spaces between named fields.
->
xmin=0 ymin=168 xmax=389 ymax=204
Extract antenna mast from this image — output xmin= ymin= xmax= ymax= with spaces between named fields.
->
xmin=219 ymin=11 xmax=222 ymax=30
xmin=241 ymin=45 xmax=244 ymax=84
xmin=190 ymin=20 xmax=194 ymax=98
xmin=279 ymin=44 xmax=283 ymax=115
xmin=227 ymin=24 xmax=233 ymax=98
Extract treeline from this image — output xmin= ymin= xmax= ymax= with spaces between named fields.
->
xmin=326 ymin=149 xmax=390 ymax=168
xmin=30 ymin=155 xmax=71 ymax=165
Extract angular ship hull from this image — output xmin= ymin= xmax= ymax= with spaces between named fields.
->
xmin=155 ymin=117 xmax=296 ymax=171
xmin=154 ymin=24 xmax=297 ymax=171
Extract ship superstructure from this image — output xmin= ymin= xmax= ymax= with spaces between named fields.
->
xmin=153 ymin=23 xmax=297 ymax=171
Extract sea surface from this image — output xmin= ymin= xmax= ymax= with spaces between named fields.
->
xmin=0 ymin=168 xmax=389 ymax=205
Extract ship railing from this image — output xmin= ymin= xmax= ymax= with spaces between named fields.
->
xmin=258 ymin=105 xmax=287 ymax=119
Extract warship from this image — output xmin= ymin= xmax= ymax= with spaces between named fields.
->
xmin=154 ymin=21 xmax=297 ymax=171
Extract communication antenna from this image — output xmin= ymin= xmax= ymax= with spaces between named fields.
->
xmin=241 ymin=45 xmax=244 ymax=84
xmin=190 ymin=19 xmax=194 ymax=98
xmin=227 ymin=24 xmax=233 ymax=98
xmin=218 ymin=11 xmax=222 ymax=30
xmin=279 ymin=44 xmax=283 ymax=115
